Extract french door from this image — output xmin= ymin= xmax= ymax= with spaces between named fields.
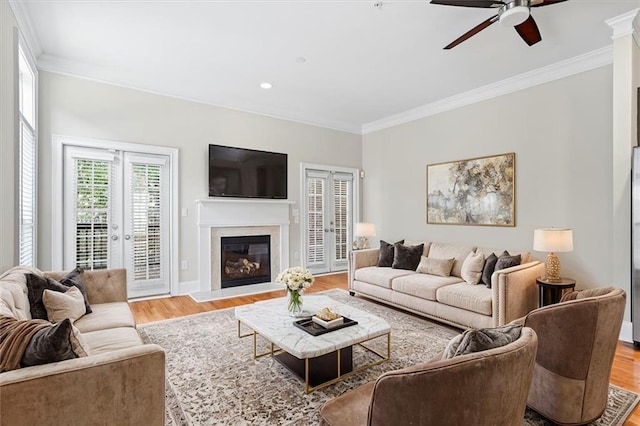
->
xmin=62 ymin=146 xmax=171 ymax=298
xmin=304 ymin=167 xmax=355 ymax=274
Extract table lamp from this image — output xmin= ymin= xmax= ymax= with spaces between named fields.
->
xmin=353 ymin=223 xmax=376 ymax=250
xmin=533 ymin=228 xmax=573 ymax=282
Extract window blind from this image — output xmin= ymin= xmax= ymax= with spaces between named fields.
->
xmin=18 ymin=115 xmax=36 ymax=266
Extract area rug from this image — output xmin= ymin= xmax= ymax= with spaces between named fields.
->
xmin=138 ymin=290 xmax=640 ymax=426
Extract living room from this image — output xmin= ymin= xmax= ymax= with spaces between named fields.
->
xmin=1 ymin=0 xmax=640 ymax=424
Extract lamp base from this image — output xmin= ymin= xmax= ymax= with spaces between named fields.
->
xmin=544 ymin=252 xmax=561 ymax=282
xmin=352 ymin=237 xmax=370 ymax=250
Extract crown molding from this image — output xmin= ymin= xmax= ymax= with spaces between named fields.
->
xmin=606 ymin=8 xmax=640 ymax=46
xmin=8 ymin=0 xmax=42 ymax=57
xmin=37 ymin=55 xmax=362 ymax=135
xmin=361 ymin=46 xmax=613 ymax=135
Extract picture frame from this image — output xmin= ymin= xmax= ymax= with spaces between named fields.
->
xmin=426 ymin=152 xmax=515 ymax=227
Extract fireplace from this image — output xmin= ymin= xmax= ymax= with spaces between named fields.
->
xmin=221 ymin=235 xmax=271 ymax=288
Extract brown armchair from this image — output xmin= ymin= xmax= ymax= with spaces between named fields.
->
xmin=319 ymin=327 xmax=538 ymax=426
xmin=522 ymin=287 xmax=626 ymax=425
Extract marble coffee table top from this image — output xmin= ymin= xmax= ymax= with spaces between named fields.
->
xmin=235 ymin=295 xmax=390 ymax=359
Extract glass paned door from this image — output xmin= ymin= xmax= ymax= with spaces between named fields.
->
xmin=63 ymin=146 xmax=171 ymax=298
xmin=304 ymin=168 xmax=354 ymax=274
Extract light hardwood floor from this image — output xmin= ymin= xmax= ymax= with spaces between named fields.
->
xmin=129 ymin=273 xmax=640 ymax=425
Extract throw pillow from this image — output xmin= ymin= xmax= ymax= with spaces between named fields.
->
xmin=481 ymin=253 xmax=498 ymax=288
xmin=392 ymin=243 xmax=424 ymax=271
xmin=43 ymin=286 xmax=86 ymax=324
xmin=461 ymin=251 xmax=485 ymax=284
xmin=21 ymin=319 xmax=88 ymax=367
xmin=495 ymin=251 xmax=521 ymax=272
xmin=59 ymin=267 xmax=92 ymax=315
xmin=416 ymin=256 xmax=455 ymax=277
xmin=443 ymin=324 xmax=523 ymax=359
xmin=378 ymin=240 xmax=404 ymax=267
xmin=26 ymin=274 xmax=69 ymax=320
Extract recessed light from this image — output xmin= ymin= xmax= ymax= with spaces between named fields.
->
xmin=296 ymin=57 xmax=306 ymax=64
xmin=260 ymin=82 xmax=272 ymax=90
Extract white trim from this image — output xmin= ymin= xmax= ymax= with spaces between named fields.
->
xmin=51 ymin=135 xmax=179 ymax=295
xmin=362 ymin=46 xmax=614 ymax=134
xmin=620 ymin=320 xmax=633 ymax=343
xmin=299 ymin=162 xmax=361 ymax=273
xmin=177 ymin=280 xmax=200 ymax=295
xmin=8 ymin=0 xmax=42 ymax=58
xmin=606 ymin=9 xmax=640 ymax=44
xmin=37 ymin=55 xmax=361 ymax=135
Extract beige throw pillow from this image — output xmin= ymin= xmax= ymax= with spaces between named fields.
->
xmin=416 ymin=256 xmax=455 ymax=277
xmin=461 ymin=251 xmax=485 ymax=285
xmin=43 ymin=286 xmax=86 ymax=324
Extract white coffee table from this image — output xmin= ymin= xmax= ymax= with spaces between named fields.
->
xmin=235 ymin=295 xmax=391 ymax=393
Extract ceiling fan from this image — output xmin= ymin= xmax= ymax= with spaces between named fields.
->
xmin=431 ymin=0 xmax=568 ymax=49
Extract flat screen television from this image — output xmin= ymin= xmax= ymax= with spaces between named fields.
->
xmin=208 ymin=144 xmax=287 ymax=199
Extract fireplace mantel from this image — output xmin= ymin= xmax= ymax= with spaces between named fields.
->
xmin=196 ymin=198 xmax=294 ymax=291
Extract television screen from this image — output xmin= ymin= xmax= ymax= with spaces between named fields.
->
xmin=209 ymin=144 xmax=287 ymax=199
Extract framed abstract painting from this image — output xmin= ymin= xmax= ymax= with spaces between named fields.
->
xmin=427 ymin=153 xmax=515 ymax=226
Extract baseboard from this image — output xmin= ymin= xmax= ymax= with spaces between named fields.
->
xmin=177 ymin=280 xmax=200 ymax=295
xmin=620 ymin=320 xmax=633 ymax=343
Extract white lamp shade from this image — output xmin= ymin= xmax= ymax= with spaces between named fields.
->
xmin=533 ymin=228 xmax=573 ymax=252
xmin=354 ymin=222 xmax=376 ymax=237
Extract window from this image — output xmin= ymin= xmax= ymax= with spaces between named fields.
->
xmin=18 ymin=44 xmax=37 ymax=266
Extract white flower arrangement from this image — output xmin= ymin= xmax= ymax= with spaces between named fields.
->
xmin=275 ymin=266 xmax=314 ymax=292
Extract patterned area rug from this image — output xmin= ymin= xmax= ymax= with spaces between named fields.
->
xmin=138 ymin=290 xmax=640 ymax=425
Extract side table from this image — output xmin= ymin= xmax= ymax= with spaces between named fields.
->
xmin=536 ymin=277 xmax=576 ymax=307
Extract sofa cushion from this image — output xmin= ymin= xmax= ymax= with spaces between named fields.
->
xmin=461 ymin=251 xmax=485 ymax=284
xmin=476 ymin=247 xmax=531 ymax=264
xmin=43 ymin=286 xmax=86 ymax=324
xmin=416 ymin=256 xmax=454 ymax=277
xmin=0 ymin=266 xmax=43 ymax=320
xmin=59 ymin=267 xmax=93 ymax=315
xmin=436 ymin=282 xmax=493 ymax=315
xmin=82 ymin=327 xmax=143 ymax=356
xmin=443 ymin=324 xmax=523 ymax=359
xmin=354 ymin=267 xmax=415 ymax=289
xmin=427 ymin=243 xmax=475 ymax=278
xmin=73 ymin=302 xmax=136 ymax=333
xmin=378 ymin=240 xmax=404 ymax=267
xmin=404 ymin=241 xmax=432 ymax=257
xmin=392 ymin=243 xmax=424 ymax=271
xmin=481 ymin=253 xmax=498 ymax=287
xmin=26 ymin=274 xmax=69 ymax=320
xmin=495 ymin=251 xmax=521 ymax=272
xmin=391 ymin=274 xmax=463 ymax=301
xmin=21 ymin=319 xmax=88 ymax=367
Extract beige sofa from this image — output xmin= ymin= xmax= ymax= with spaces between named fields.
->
xmin=0 ymin=267 xmax=165 ymax=426
xmin=349 ymin=241 xmax=545 ymax=329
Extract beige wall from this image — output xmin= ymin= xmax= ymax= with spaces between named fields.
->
xmin=37 ymin=71 xmax=362 ymax=284
xmin=0 ymin=3 xmax=18 ymax=271
xmin=363 ymin=67 xmax=617 ymax=313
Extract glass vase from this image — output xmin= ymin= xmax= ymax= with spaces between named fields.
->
xmin=287 ymin=289 xmax=304 ymax=317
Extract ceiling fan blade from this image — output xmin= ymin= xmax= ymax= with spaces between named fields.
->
xmin=444 ymin=15 xmax=499 ymax=49
xmin=515 ymin=15 xmax=542 ymax=46
xmin=530 ymin=0 xmax=568 ymax=7
xmin=431 ymin=0 xmax=504 ymax=8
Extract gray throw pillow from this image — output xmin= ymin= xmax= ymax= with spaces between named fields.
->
xmin=60 ymin=267 xmax=92 ymax=315
xmin=495 ymin=251 xmax=521 ymax=273
xmin=443 ymin=324 xmax=523 ymax=359
xmin=378 ymin=240 xmax=404 ymax=267
xmin=481 ymin=253 xmax=498 ymax=288
xmin=26 ymin=274 xmax=69 ymax=320
xmin=21 ymin=319 xmax=79 ymax=367
xmin=392 ymin=243 xmax=424 ymax=271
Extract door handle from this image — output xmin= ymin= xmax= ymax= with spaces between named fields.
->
xmin=111 ymin=235 xmax=119 ymax=241
xmin=324 ymin=229 xmax=330 ymax=233
xmin=330 ymin=228 xmax=335 ymax=232
xmin=124 ymin=235 xmax=131 ymax=240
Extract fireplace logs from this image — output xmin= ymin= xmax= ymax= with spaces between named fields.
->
xmin=225 ymin=258 xmax=261 ymax=277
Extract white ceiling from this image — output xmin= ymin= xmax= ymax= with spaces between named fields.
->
xmin=15 ymin=0 xmax=640 ymax=133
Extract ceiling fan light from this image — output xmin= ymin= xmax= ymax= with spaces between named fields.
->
xmin=500 ymin=6 xmax=529 ymax=27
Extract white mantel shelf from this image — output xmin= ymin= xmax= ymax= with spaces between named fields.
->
xmin=196 ymin=198 xmax=292 ymax=292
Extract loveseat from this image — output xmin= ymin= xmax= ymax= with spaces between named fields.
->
xmin=0 ymin=266 xmax=165 ymax=426
xmin=349 ymin=241 xmax=545 ymax=329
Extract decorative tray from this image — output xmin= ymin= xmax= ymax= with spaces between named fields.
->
xmin=294 ymin=316 xmax=358 ymax=336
